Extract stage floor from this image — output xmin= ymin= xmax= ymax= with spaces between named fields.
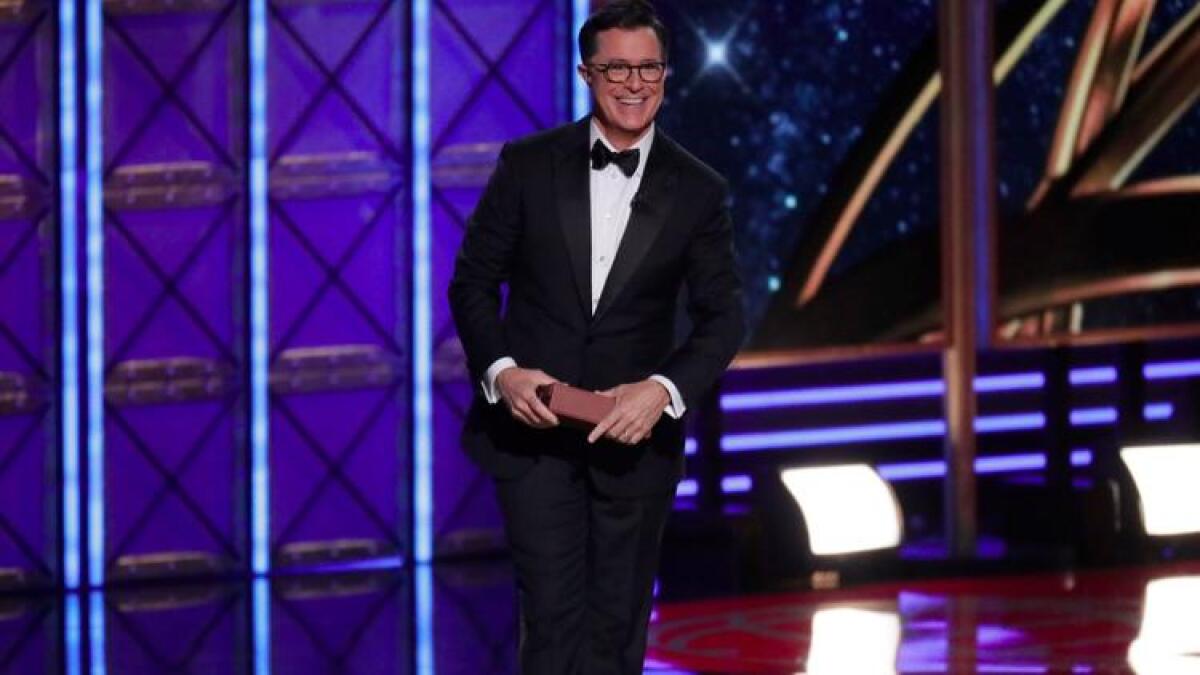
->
xmin=2 ymin=560 xmax=1198 ymax=672
xmin=647 ymin=560 xmax=1200 ymax=673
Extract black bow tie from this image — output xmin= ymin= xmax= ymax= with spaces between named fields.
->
xmin=590 ymin=140 xmax=640 ymax=177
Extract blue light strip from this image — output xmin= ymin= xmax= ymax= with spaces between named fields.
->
xmin=248 ymin=0 xmax=269 ymax=577
xmin=65 ymin=594 xmax=82 ymax=675
xmin=1145 ymin=359 xmax=1200 ymax=380
xmin=58 ymin=0 xmax=81 ymax=591
xmin=722 ymin=372 xmax=1046 ymax=412
xmin=1070 ymin=407 xmax=1117 ymax=426
xmin=415 ymin=563 xmax=435 ymax=675
xmin=89 ymin=591 xmax=106 ymax=675
xmin=1070 ymin=366 xmax=1116 ymax=385
xmin=84 ymin=0 xmax=104 ymax=589
xmin=1144 ymin=402 xmax=1173 ymax=421
xmin=572 ymin=0 xmax=589 ymax=119
xmin=878 ymin=453 xmax=1046 ymax=481
xmin=720 ymin=475 xmax=753 ymax=493
xmin=675 ymin=479 xmax=698 ymax=497
xmin=412 ymin=0 xmax=433 ymax=564
xmin=722 ymin=413 xmax=1046 ymax=452
xmin=252 ymin=578 xmax=271 ymax=675
xmin=1070 ymin=449 xmax=1093 ymax=467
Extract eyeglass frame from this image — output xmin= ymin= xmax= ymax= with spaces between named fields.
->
xmin=584 ymin=61 xmax=668 ymax=84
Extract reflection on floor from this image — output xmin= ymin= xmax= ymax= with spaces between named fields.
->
xmin=1 ymin=560 xmax=1199 ymax=673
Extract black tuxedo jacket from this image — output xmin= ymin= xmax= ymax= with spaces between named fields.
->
xmin=448 ymin=118 xmax=744 ymax=497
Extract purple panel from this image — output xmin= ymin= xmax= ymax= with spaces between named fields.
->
xmin=0 ymin=9 xmax=57 ymax=583
xmin=102 ymin=1 xmax=248 ymax=577
xmin=270 ymin=573 xmax=410 ymax=675
xmin=266 ymin=0 xmax=410 ymax=568
xmin=103 ymin=587 xmax=248 ymax=674
xmin=433 ymin=564 xmax=518 ymax=674
xmin=0 ymin=598 xmax=55 ymax=673
xmin=429 ymin=0 xmax=572 ymax=557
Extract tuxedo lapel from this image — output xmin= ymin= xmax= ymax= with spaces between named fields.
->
xmin=591 ymin=135 xmax=680 ymax=324
xmin=553 ymin=120 xmax=593 ymax=320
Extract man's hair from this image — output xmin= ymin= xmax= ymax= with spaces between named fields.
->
xmin=578 ymin=0 xmax=669 ymax=63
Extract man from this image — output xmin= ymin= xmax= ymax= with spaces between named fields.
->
xmin=448 ymin=1 xmax=744 ymax=672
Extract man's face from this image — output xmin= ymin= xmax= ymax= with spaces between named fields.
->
xmin=579 ymin=27 xmax=666 ymax=148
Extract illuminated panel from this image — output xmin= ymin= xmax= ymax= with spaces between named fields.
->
xmin=1120 ymin=444 xmax=1200 ymax=536
xmin=806 ymin=606 xmax=901 ymax=674
xmin=780 ymin=464 xmax=902 ymax=555
xmin=1127 ymin=576 xmax=1200 ymax=672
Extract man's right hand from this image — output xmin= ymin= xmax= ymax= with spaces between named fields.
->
xmin=496 ymin=367 xmax=560 ymax=429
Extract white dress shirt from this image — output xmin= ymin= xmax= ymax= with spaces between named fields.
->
xmin=480 ymin=122 xmax=686 ymax=419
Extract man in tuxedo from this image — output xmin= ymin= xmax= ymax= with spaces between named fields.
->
xmin=448 ymin=1 xmax=743 ymax=672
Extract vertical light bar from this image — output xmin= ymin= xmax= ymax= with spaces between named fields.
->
xmin=412 ymin=0 xmax=434 ymax=667
xmin=58 ymin=0 xmax=81 ymax=590
xmin=65 ymin=594 xmax=82 ymax=675
xmin=571 ymin=0 xmax=589 ymax=118
xmin=89 ymin=591 xmax=107 ymax=675
xmin=248 ymin=0 xmax=270 ymax=575
xmin=412 ymin=0 xmax=432 ymax=565
xmin=252 ymin=578 xmax=271 ymax=675
xmin=84 ymin=0 xmax=105 ymax=589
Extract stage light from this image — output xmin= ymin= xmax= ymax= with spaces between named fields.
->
xmin=1127 ymin=576 xmax=1200 ymax=673
xmin=705 ymin=40 xmax=728 ymax=67
xmin=806 ymin=605 xmax=900 ymax=673
xmin=780 ymin=464 xmax=902 ymax=556
xmin=1119 ymin=444 xmax=1200 ymax=536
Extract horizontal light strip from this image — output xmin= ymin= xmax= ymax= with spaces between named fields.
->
xmin=879 ymin=453 xmax=1045 ymax=481
xmin=1071 ymin=407 xmax=1118 ymax=426
xmin=722 ymin=413 xmax=1045 ymax=452
xmin=1070 ymin=366 xmax=1116 ymax=385
xmin=1071 ymin=449 xmax=1093 ymax=467
xmin=675 ymin=479 xmax=698 ymax=497
xmin=721 ymin=475 xmax=753 ymax=493
xmin=1145 ymin=359 xmax=1200 ymax=380
xmin=1144 ymin=402 xmax=1174 ymax=421
xmin=724 ymin=359 xmax=1200 ymax=413
xmin=722 ymin=372 xmax=1046 ymax=411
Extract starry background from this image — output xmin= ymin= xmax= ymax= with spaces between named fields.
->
xmin=653 ymin=0 xmax=1200 ymax=345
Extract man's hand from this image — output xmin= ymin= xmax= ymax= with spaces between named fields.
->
xmin=496 ymin=367 xmax=560 ymax=429
xmin=587 ymin=379 xmax=670 ymax=445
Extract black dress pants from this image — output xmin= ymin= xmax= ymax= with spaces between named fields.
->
xmin=494 ymin=453 xmax=674 ymax=675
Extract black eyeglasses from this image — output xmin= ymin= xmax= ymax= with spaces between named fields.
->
xmin=586 ymin=61 xmax=667 ymax=83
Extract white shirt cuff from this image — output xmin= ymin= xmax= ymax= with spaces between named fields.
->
xmin=482 ymin=357 xmax=518 ymax=404
xmin=649 ymin=374 xmax=686 ymax=419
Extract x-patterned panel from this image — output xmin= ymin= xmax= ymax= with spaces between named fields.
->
xmin=266 ymin=0 xmax=410 ymax=568
xmin=429 ymin=0 xmax=570 ymax=557
xmin=0 ymin=6 xmax=57 ymax=584
xmin=0 ymin=597 xmax=55 ymax=673
xmin=269 ymin=572 xmax=410 ymax=675
xmin=102 ymin=0 xmax=248 ymax=576
xmin=103 ymin=586 xmax=248 ymax=674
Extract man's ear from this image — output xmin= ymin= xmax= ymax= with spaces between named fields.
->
xmin=577 ymin=64 xmax=590 ymax=83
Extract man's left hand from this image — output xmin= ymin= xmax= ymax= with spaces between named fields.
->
xmin=587 ymin=379 xmax=671 ymax=445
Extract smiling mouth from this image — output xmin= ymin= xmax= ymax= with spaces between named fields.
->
xmin=617 ymin=97 xmax=648 ymax=106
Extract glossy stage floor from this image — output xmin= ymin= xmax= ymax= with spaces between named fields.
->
xmin=2 ymin=560 xmax=1198 ymax=673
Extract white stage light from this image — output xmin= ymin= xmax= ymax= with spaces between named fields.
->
xmin=780 ymin=464 xmax=903 ymax=556
xmin=807 ymin=605 xmax=900 ymax=674
xmin=1119 ymin=444 xmax=1200 ymax=536
xmin=1127 ymin=576 xmax=1200 ymax=673
xmin=705 ymin=40 xmax=728 ymax=67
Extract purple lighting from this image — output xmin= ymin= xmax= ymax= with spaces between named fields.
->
xmin=878 ymin=453 xmax=1046 ymax=481
xmin=721 ymin=372 xmax=1044 ymax=411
